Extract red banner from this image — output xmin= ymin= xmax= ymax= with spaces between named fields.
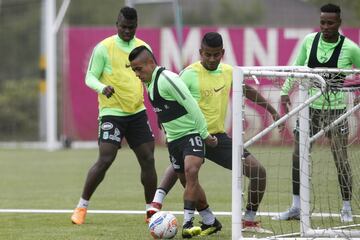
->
xmin=63 ymin=27 xmax=360 ymax=143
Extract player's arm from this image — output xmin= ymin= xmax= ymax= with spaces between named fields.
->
xmin=85 ymin=44 xmax=114 ymax=98
xmin=160 ymin=74 xmax=212 ymax=141
xmin=280 ymin=36 xmax=308 ymax=113
xmin=350 ymin=43 xmax=360 ymax=68
xmin=244 ymin=85 xmax=283 ymax=130
xmin=179 ymin=68 xmax=200 ymax=100
xmin=350 ymin=43 xmax=360 ymax=106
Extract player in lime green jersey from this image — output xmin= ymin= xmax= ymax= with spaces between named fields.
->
xmin=275 ymin=3 xmax=360 ymax=222
xmin=146 ymin=32 xmax=283 ymax=234
xmin=71 ymin=6 xmax=157 ymax=225
xmin=129 ymin=45 xmax=221 ymax=238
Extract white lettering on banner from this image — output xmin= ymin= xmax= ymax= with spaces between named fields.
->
xmin=161 ymin=28 xmax=201 ymax=72
xmin=244 ymin=28 xmax=278 ymax=66
xmin=284 ymin=28 xmax=312 ymax=65
xmin=218 ymin=28 xmax=237 ymax=66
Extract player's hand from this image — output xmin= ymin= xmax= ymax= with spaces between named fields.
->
xmin=354 ymin=96 xmax=360 ymax=106
xmin=272 ymin=112 xmax=285 ymax=132
xmin=102 ymin=86 xmax=115 ymax=98
xmin=280 ymin=95 xmax=291 ymax=114
xmin=205 ymin=135 xmax=218 ymax=148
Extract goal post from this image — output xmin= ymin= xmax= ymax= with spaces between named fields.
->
xmin=232 ymin=66 xmax=360 ymax=240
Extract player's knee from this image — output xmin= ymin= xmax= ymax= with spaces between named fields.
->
xmin=140 ymin=155 xmax=156 ymax=170
xmin=95 ymin=155 xmax=115 ymax=171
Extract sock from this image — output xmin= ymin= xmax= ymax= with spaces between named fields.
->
xmin=146 ymin=204 xmax=151 ymax=211
xmin=153 ymin=188 xmax=167 ymax=205
xmin=77 ymin=198 xmax=89 ymax=208
xmin=291 ymin=195 xmax=300 ymax=209
xmin=198 ymin=207 xmax=215 ymax=225
xmin=243 ymin=210 xmax=256 ymax=222
xmin=183 ymin=208 xmax=195 ymax=225
xmin=342 ymin=201 xmax=351 ymax=211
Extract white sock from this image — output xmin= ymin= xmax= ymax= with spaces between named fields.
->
xmin=77 ymin=198 xmax=89 ymax=208
xmin=198 ymin=207 xmax=215 ymax=225
xmin=183 ymin=209 xmax=195 ymax=225
xmin=153 ymin=188 xmax=167 ymax=204
xmin=146 ymin=204 xmax=151 ymax=211
xmin=243 ymin=210 xmax=256 ymax=222
xmin=342 ymin=201 xmax=351 ymax=211
xmin=292 ymin=195 xmax=300 ymax=209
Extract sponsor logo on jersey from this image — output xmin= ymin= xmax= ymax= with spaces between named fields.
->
xmin=170 ymin=156 xmax=180 ymax=169
xmin=101 ymin=122 xmax=113 ymax=131
xmin=103 ymin=131 xmax=109 ymax=140
xmin=214 ymin=85 xmax=225 ymax=92
xmin=109 ymin=127 xmax=121 ymax=142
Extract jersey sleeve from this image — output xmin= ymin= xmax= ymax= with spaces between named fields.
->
xmin=159 ymin=73 xmax=209 ymax=139
xmin=281 ymin=35 xmax=309 ymax=95
xmin=179 ymin=68 xmax=200 ymax=101
xmin=350 ymin=42 xmax=360 ymax=68
xmin=85 ymin=44 xmax=107 ymax=93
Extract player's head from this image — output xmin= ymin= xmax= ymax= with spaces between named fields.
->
xmin=116 ymin=6 xmax=138 ymax=42
xmin=320 ymin=3 xmax=341 ymax=41
xmin=129 ymin=46 xmax=157 ymax=83
xmin=200 ymin=32 xmax=225 ymax=71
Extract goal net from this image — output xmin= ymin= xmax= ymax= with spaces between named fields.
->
xmin=232 ymin=66 xmax=360 ymax=239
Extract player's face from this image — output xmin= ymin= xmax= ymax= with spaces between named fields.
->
xmin=116 ymin=15 xmax=137 ymax=42
xmin=320 ymin=12 xmax=341 ymax=42
xmin=130 ymin=55 xmax=155 ymax=83
xmin=200 ymin=45 xmax=224 ymax=71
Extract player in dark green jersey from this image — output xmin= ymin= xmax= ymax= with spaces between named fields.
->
xmin=129 ymin=45 xmax=222 ymax=238
xmin=275 ymin=3 xmax=360 ymax=222
xmin=71 ymin=6 xmax=157 ymax=225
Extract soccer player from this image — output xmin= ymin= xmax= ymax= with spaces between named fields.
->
xmin=276 ymin=3 xmax=360 ymax=222
xmin=147 ymin=32 xmax=283 ymax=233
xmin=70 ymin=6 xmax=157 ymax=225
xmin=129 ymin=45 xmax=222 ymax=238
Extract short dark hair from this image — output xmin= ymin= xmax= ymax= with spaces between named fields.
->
xmin=119 ymin=6 xmax=137 ymax=20
xmin=128 ymin=45 xmax=155 ymax=63
xmin=201 ymin=32 xmax=223 ymax=48
xmin=320 ymin=3 xmax=341 ymax=16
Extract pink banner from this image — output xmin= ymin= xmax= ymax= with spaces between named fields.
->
xmin=63 ymin=27 xmax=360 ymax=143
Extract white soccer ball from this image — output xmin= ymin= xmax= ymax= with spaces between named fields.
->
xmin=148 ymin=211 xmax=178 ymax=239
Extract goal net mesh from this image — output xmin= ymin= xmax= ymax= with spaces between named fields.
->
xmin=237 ymin=67 xmax=360 ymax=238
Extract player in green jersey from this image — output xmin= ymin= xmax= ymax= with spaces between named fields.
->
xmin=146 ymin=32 xmax=283 ymax=233
xmin=129 ymin=45 xmax=222 ymax=238
xmin=71 ymin=6 xmax=157 ymax=225
xmin=275 ymin=3 xmax=360 ymax=222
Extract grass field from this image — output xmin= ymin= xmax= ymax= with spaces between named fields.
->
xmin=0 ymin=145 xmax=359 ymax=239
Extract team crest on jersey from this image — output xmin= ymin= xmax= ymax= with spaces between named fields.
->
xmin=101 ymin=122 xmax=113 ymax=131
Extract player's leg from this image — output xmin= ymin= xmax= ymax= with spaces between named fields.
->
xmin=82 ymin=143 xmax=119 ymax=200
xmin=125 ymin=111 xmax=157 ymax=216
xmin=195 ymin=184 xmax=222 ymax=236
xmin=243 ymin=153 xmax=266 ymax=219
xmin=242 ymin=152 xmax=272 ymax=233
xmin=274 ymin=109 xmax=321 ymax=221
xmin=71 ymin=116 xmax=121 ymax=224
xmin=328 ymin=113 xmax=352 ymax=222
xmin=147 ymin=164 xmax=178 ymax=220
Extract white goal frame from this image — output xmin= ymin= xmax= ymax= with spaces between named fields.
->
xmin=232 ymin=66 xmax=360 ymax=240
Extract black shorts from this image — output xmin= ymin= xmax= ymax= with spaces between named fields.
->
xmin=205 ymin=133 xmax=251 ymax=170
xmin=98 ymin=110 xmax=154 ymax=149
xmin=167 ymin=134 xmax=205 ymax=173
xmin=294 ymin=108 xmax=349 ymax=138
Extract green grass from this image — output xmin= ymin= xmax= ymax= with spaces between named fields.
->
xmin=0 ymin=145 xmax=359 ymax=239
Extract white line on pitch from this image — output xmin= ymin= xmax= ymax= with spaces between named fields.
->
xmin=0 ymin=209 xmax=358 ymax=218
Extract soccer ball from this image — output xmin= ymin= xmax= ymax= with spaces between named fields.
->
xmin=148 ymin=211 xmax=178 ymax=239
